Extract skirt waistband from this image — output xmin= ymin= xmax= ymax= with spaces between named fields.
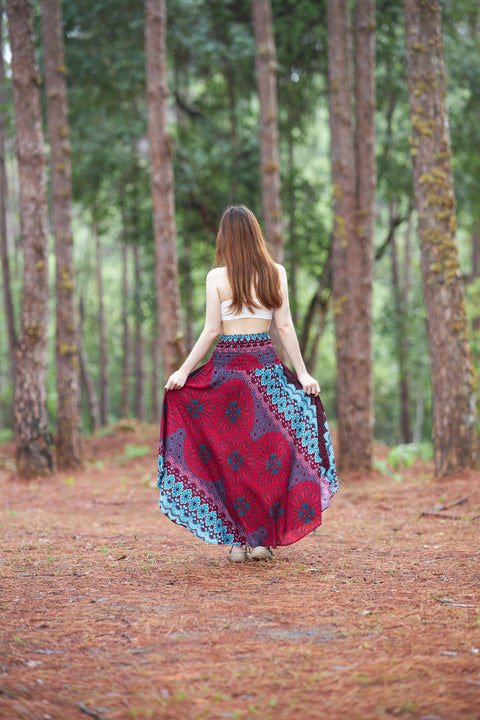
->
xmin=218 ymin=332 xmax=271 ymax=344
xmin=214 ymin=332 xmax=279 ymax=368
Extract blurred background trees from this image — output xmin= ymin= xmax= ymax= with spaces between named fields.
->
xmin=0 ymin=0 xmax=478 ymax=474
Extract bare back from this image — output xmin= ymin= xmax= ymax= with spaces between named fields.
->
xmin=214 ymin=266 xmax=274 ymax=336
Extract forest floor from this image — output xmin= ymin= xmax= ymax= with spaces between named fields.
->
xmin=0 ymin=422 xmax=479 ymax=720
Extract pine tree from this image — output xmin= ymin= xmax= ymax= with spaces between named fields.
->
xmin=404 ymin=0 xmax=477 ymax=475
xmin=7 ymin=0 xmax=53 ymax=475
xmin=42 ymin=0 xmax=82 ymax=468
xmin=326 ymin=0 xmax=376 ymax=471
xmin=145 ymin=0 xmax=185 ymax=378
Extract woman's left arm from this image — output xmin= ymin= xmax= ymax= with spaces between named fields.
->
xmin=164 ymin=270 xmax=222 ymax=390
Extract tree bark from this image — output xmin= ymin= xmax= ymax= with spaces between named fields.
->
xmin=0 ymin=0 xmax=16 ymax=385
xmin=7 ymin=0 xmax=53 ymax=476
xmin=472 ymin=230 xmax=480 ymax=279
xmin=404 ymin=0 xmax=477 ymax=475
xmin=133 ymin=244 xmax=145 ymax=420
xmin=121 ymin=241 xmax=131 ymax=418
xmin=145 ymin=0 xmax=185 ymax=380
xmin=326 ymin=0 xmax=376 ymax=471
xmin=287 ymin=120 xmax=298 ymax=325
xmin=472 ymin=230 xmax=480 ymax=332
xmin=252 ymin=0 xmax=283 ymax=261
xmin=42 ymin=0 xmax=82 ymax=469
xmin=183 ymin=237 xmax=194 ymax=353
xmin=94 ymin=225 xmax=109 ymax=426
xmin=151 ymin=322 xmax=161 ymax=424
xmin=300 ymin=252 xmax=332 ymax=361
xmin=353 ymin=0 xmax=376 ymax=456
xmin=390 ymin=204 xmax=412 ymax=444
xmin=77 ymin=297 xmax=100 ymax=433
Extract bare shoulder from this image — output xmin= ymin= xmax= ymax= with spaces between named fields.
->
xmin=207 ymin=266 xmax=231 ymax=298
xmin=206 ymin=267 xmax=226 ymax=284
xmin=274 ymin=263 xmax=288 ymax=280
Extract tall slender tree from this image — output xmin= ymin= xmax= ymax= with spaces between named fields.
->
xmin=133 ymin=243 xmax=145 ymax=420
xmin=404 ymin=0 xmax=477 ymax=475
xmin=77 ymin=296 xmax=100 ymax=433
xmin=326 ymin=0 xmax=376 ymax=471
xmin=121 ymin=240 xmax=131 ymax=418
xmin=145 ymin=0 xmax=185 ymax=379
xmin=252 ymin=0 xmax=283 ymax=260
xmin=151 ymin=328 xmax=161 ymax=423
xmin=391 ymin=207 xmax=413 ymax=444
xmin=6 ymin=0 xmax=53 ymax=475
xmin=0 ymin=0 xmax=16 ymax=384
xmin=472 ymin=230 xmax=480 ymax=334
xmin=94 ymin=225 xmax=109 ymax=426
xmin=42 ymin=0 xmax=82 ymax=468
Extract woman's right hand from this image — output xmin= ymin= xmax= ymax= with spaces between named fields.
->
xmin=165 ymin=369 xmax=188 ymax=391
xmin=297 ymin=372 xmax=321 ymax=397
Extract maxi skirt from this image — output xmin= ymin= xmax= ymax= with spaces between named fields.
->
xmin=157 ymin=333 xmax=338 ymax=548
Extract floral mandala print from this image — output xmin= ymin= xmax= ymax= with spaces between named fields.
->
xmin=256 ymin=431 xmax=291 ymax=490
xmin=216 ymin=379 xmax=254 ymax=436
xmin=183 ymin=433 xmax=221 ymax=484
xmin=218 ymin=436 xmax=254 ymax=479
xmin=226 ymin=483 xmax=270 ymax=531
xmin=157 ymin=333 xmax=338 ymax=548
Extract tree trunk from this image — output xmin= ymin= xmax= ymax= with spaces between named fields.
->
xmin=133 ymin=244 xmax=145 ymax=420
xmin=151 ymin=322 xmax=161 ymax=424
xmin=252 ymin=0 xmax=283 ymax=261
xmin=94 ymin=226 xmax=109 ymax=425
xmin=353 ymin=0 xmax=376 ymax=457
xmin=390 ymin=204 xmax=412 ymax=444
xmin=42 ymin=0 xmax=82 ymax=469
xmin=287 ymin=121 xmax=298 ymax=325
xmin=472 ymin=230 xmax=480 ymax=278
xmin=144 ymin=0 xmax=185 ymax=380
xmin=121 ymin=241 xmax=131 ymax=418
xmin=77 ymin=297 xmax=100 ymax=433
xmin=472 ymin=230 xmax=480 ymax=333
xmin=300 ymin=252 xmax=331 ymax=361
xmin=326 ymin=0 xmax=376 ymax=471
xmin=183 ymin=237 xmax=194 ymax=353
xmin=0 ymin=0 xmax=16 ymax=385
xmin=404 ymin=0 xmax=477 ymax=475
xmin=7 ymin=0 xmax=53 ymax=476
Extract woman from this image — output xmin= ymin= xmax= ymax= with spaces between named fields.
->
xmin=157 ymin=205 xmax=337 ymax=562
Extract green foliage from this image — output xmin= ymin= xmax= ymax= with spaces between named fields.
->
xmin=387 ymin=442 xmax=434 ymax=470
xmin=122 ymin=444 xmax=151 ymax=460
xmin=0 ymin=428 xmax=13 ymax=444
xmin=373 ymin=457 xmax=402 ymax=482
xmin=0 ymin=0 xmax=478 ymax=448
xmin=95 ymin=427 xmax=116 ymax=437
xmin=444 ymin=13 xmax=480 ymax=230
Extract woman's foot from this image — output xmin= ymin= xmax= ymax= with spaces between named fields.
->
xmin=228 ymin=545 xmax=248 ymax=563
xmin=250 ymin=546 xmax=274 ymax=561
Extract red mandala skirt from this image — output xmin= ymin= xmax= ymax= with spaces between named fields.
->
xmin=157 ymin=333 xmax=338 ymax=548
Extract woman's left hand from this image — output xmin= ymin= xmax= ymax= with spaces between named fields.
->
xmin=165 ymin=369 xmax=188 ymax=391
xmin=297 ymin=372 xmax=321 ymax=397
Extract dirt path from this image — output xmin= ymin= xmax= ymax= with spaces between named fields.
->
xmin=1 ymin=424 xmax=479 ymax=720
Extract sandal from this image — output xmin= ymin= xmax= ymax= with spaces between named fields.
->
xmin=228 ymin=545 xmax=248 ymax=563
xmin=250 ymin=546 xmax=274 ymax=562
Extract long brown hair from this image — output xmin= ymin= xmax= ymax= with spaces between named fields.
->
xmin=215 ymin=205 xmax=282 ymax=313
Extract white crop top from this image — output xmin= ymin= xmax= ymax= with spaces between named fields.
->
xmin=220 ymin=298 xmax=273 ymax=321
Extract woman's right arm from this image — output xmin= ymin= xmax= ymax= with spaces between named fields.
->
xmin=164 ymin=270 xmax=222 ymax=390
xmin=274 ymin=265 xmax=321 ymax=396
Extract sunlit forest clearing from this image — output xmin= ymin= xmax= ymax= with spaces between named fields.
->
xmin=1 ymin=0 xmax=480 ymax=717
